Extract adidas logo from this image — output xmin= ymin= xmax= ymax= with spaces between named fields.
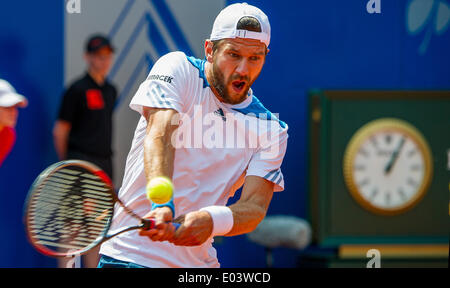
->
xmin=214 ymin=108 xmax=226 ymax=122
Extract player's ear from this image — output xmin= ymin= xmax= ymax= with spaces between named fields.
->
xmin=204 ymin=40 xmax=214 ymax=63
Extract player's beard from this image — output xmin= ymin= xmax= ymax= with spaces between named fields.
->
xmin=210 ymin=63 xmax=252 ymax=105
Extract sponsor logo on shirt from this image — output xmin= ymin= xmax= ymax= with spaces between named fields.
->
xmin=86 ymin=89 xmax=105 ymax=110
xmin=214 ymin=108 xmax=226 ymax=122
xmin=147 ymin=74 xmax=174 ymax=84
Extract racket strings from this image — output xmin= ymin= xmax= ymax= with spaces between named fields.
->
xmin=28 ymin=167 xmax=115 ymax=255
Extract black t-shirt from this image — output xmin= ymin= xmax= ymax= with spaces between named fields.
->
xmin=58 ymin=73 xmax=117 ymax=157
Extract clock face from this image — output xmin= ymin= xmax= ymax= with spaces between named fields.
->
xmin=343 ymin=118 xmax=433 ymax=215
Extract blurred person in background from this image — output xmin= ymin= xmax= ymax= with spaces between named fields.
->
xmin=53 ymin=34 xmax=117 ymax=268
xmin=0 ymin=79 xmax=28 ymax=167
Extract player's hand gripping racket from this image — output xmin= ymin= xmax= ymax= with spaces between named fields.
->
xmin=24 ymin=160 xmax=179 ymax=258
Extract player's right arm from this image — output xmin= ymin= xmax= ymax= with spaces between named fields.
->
xmin=142 ymin=107 xmax=178 ymax=182
xmin=129 ymin=52 xmax=189 ymax=242
xmin=139 ymin=106 xmax=179 ymax=241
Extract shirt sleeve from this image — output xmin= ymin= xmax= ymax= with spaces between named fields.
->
xmin=130 ymin=52 xmax=189 ymax=116
xmin=58 ymin=84 xmax=80 ymax=123
xmin=245 ymin=124 xmax=289 ymax=192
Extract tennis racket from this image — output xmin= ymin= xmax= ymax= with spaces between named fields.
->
xmin=24 ymin=159 xmax=179 ymax=258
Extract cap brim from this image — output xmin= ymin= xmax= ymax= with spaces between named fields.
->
xmin=0 ymin=93 xmax=28 ymax=108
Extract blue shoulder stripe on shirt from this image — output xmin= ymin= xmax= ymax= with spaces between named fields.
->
xmin=263 ymin=169 xmax=278 ymax=180
xmin=275 ymin=174 xmax=283 ymax=185
xmin=186 ymin=55 xmax=209 ymax=88
xmin=186 ymin=55 xmax=286 ymax=130
xmin=269 ymin=170 xmax=281 ymax=182
xmin=232 ymin=96 xmax=287 ymax=129
xmin=263 ymin=169 xmax=283 ymax=185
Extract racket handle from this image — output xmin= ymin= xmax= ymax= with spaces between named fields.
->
xmin=141 ymin=219 xmax=181 ymax=230
xmin=141 ymin=219 xmax=155 ymax=230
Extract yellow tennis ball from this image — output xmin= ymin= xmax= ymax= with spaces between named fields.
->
xmin=146 ymin=177 xmax=174 ymax=204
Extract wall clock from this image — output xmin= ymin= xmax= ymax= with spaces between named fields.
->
xmin=343 ymin=118 xmax=433 ymax=216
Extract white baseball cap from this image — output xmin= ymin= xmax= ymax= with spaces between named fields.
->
xmin=0 ymin=79 xmax=28 ymax=108
xmin=210 ymin=3 xmax=271 ymax=47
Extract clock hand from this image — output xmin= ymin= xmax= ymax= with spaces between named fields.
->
xmin=384 ymin=137 xmax=405 ymax=175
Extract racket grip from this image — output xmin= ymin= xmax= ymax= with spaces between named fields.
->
xmin=140 ymin=219 xmax=180 ymax=230
xmin=141 ymin=219 xmax=156 ymax=230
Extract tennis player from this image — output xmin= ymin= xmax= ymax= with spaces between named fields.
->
xmin=98 ymin=3 xmax=288 ymax=268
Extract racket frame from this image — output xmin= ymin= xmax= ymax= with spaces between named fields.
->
xmin=23 ymin=160 xmax=152 ymax=258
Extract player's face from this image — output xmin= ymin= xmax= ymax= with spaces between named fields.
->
xmin=0 ymin=106 xmax=19 ymax=128
xmin=86 ymin=47 xmax=114 ymax=77
xmin=210 ymin=38 xmax=267 ymax=104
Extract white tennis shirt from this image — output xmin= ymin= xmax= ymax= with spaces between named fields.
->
xmin=100 ymin=52 xmax=288 ymax=267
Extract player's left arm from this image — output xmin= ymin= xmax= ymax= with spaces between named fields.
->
xmin=225 ymin=122 xmax=288 ymax=237
xmin=225 ymin=175 xmax=274 ymax=236
xmin=169 ymin=176 xmax=273 ymax=246
xmin=170 ymin=121 xmax=287 ymax=246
